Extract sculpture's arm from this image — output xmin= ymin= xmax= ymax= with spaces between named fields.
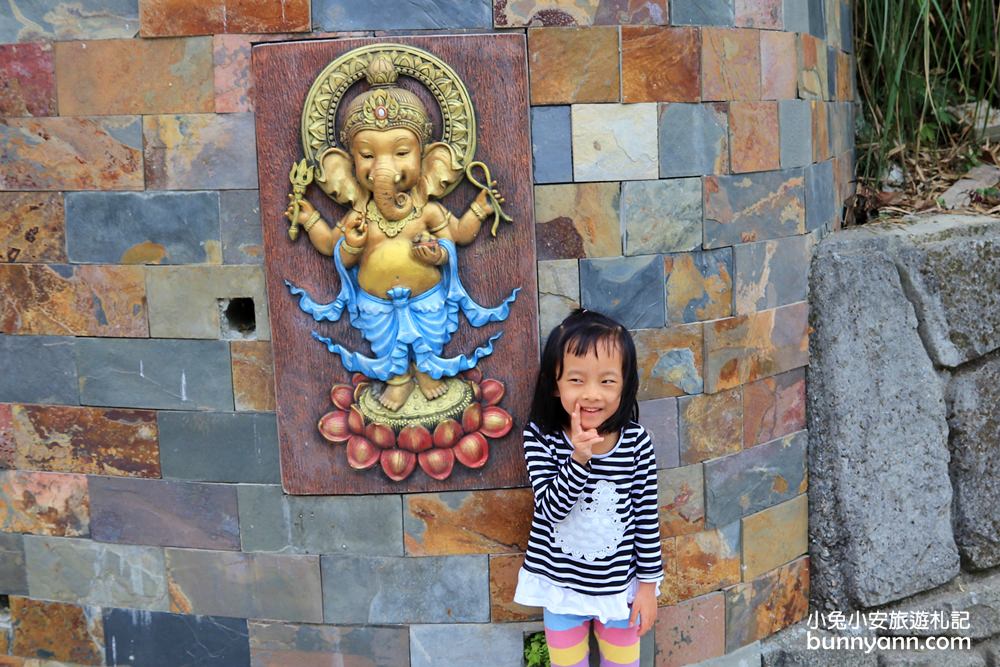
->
xmin=436 ymin=190 xmax=493 ymax=247
xmin=285 ymin=197 xmax=347 ymax=257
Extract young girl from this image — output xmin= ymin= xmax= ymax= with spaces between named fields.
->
xmin=514 ymin=309 xmax=663 ymax=667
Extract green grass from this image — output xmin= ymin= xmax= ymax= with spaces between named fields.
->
xmin=855 ymin=0 xmax=999 ymax=190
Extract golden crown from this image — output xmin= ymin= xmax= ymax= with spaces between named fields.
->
xmin=340 ymin=56 xmax=433 ymax=146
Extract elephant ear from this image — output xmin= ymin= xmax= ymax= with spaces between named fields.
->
xmin=416 ymin=142 xmax=463 ymax=205
xmin=315 ymin=147 xmax=367 ymax=209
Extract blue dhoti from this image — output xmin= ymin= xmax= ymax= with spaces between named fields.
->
xmin=286 ymin=237 xmax=519 ymax=381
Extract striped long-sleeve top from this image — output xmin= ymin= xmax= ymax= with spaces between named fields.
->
xmin=520 ymin=420 xmax=663 ymax=596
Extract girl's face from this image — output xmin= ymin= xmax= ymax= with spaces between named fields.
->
xmin=555 ymin=340 xmax=624 ymax=433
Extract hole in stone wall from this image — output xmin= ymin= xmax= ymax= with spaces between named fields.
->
xmin=219 ymin=297 xmax=257 ymax=340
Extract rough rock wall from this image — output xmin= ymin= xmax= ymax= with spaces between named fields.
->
xmin=765 ymin=215 xmax=1000 ymax=666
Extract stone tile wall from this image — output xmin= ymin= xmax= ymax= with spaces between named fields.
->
xmin=0 ymin=0 xmax=854 ymax=664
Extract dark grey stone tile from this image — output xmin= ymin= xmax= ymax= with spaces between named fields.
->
xmin=671 ymin=0 xmax=734 ymax=26
xmin=166 ymin=548 xmax=323 ymax=623
xmin=806 ymin=160 xmax=836 ymax=232
xmin=410 ymin=622 xmax=543 ymax=667
xmin=704 ymin=169 xmax=806 ymax=248
xmin=75 ymin=338 xmax=233 ymax=410
xmin=249 ymin=620 xmax=409 ymax=666
xmin=783 ymin=0 xmax=810 ymax=32
xmin=104 ymin=608 xmax=250 ymax=667
xmin=220 ymin=190 xmax=262 ymax=265
xmin=734 ymin=234 xmax=815 ymax=314
xmin=0 ymin=532 xmax=28 ymax=595
xmin=704 ymin=430 xmax=807 ymax=527
xmin=25 ymin=535 xmax=169 ymax=610
xmin=321 ymin=555 xmax=489 ymax=623
xmin=659 ymin=103 xmax=729 ymax=177
xmin=639 ymin=397 xmax=679 ymax=469
xmin=158 ymin=411 xmax=279 ymax=484
xmin=90 ymin=476 xmax=240 ymax=550
xmin=313 ymin=0 xmax=491 ymax=30
xmin=238 ymin=485 xmax=402 ymax=555
xmin=580 ymin=255 xmax=666 ymax=329
xmin=808 ymin=0 xmax=826 ymax=37
xmin=779 ymin=100 xmax=812 ymax=169
xmin=0 ymin=335 xmax=77 ymax=405
xmin=65 ymin=191 xmax=220 ymax=264
xmin=531 ymin=106 xmax=573 ymax=184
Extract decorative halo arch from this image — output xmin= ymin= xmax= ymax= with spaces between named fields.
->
xmin=301 ymin=43 xmax=477 ymax=197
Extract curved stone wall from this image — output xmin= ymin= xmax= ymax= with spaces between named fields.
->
xmin=0 ymin=0 xmax=855 ymax=664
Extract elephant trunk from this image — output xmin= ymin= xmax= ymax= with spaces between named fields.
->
xmin=371 ymin=168 xmax=413 ymax=221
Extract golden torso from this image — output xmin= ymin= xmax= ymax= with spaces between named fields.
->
xmin=353 ymin=205 xmax=445 ymax=298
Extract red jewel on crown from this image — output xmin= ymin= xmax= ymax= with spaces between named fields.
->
xmin=374 ymin=105 xmax=388 ymax=120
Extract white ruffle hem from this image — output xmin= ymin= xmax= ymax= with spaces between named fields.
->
xmin=513 ymin=569 xmax=662 ymax=624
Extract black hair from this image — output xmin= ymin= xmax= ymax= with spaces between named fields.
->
xmin=529 ymin=308 xmax=639 ymax=436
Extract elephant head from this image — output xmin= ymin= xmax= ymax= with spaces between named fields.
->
xmin=314 ymin=137 xmax=465 ymax=217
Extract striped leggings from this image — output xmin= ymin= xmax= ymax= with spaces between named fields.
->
xmin=543 ymin=609 xmax=641 ymax=667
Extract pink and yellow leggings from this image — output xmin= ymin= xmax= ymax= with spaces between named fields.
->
xmin=543 ymin=609 xmax=641 ymax=667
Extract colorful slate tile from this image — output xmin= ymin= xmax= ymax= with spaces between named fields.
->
xmin=528 ymin=26 xmax=620 ymax=104
xmin=0 ymin=43 xmax=56 ymax=117
xmin=622 ymin=26 xmax=700 ymax=103
xmin=0 ymin=192 xmax=66 ymax=263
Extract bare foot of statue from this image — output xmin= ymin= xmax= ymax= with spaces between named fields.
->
xmin=379 ymin=379 xmax=415 ymax=410
xmin=415 ymin=370 xmax=448 ymax=400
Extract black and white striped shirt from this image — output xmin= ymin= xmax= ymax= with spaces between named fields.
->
xmin=521 ymin=420 xmax=663 ymax=596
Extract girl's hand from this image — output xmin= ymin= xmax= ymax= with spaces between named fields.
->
xmin=629 ymin=582 xmax=658 ymax=637
xmin=569 ymin=402 xmax=602 ymax=465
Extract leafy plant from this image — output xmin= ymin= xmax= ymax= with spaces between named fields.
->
xmin=855 ymin=0 xmax=999 ymax=191
xmin=524 ymin=631 xmax=551 ymax=667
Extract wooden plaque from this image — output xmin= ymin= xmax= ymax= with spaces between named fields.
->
xmin=253 ymin=34 xmax=537 ymax=494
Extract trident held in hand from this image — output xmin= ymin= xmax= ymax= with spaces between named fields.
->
xmin=287 ymin=159 xmax=315 ymax=241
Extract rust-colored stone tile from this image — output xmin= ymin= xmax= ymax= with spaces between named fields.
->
xmin=496 ymin=0 xmax=669 ymax=27
xmin=724 ymin=556 xmax=809 ymax=651
xmin=490 ymin=553 xmax=542 ymax=622
xmin=659 ymin=464 xmax=705 ymax=538
xmin=10 ymin=597 xmax=103 ymax=665
xmin=0 ymin=193 xmax=65 ymax=264
xmin=704 ymin=302 xmax=809 ymax=393
xmin=535 ymin=182 xmax=621 ymax=259
xmin=797 ymin=33 xmax=827 ymax=100
xmin=622 ymin=27 xmax=700 ymax=103
xmin=0 ymin=117 xmax=144 ymax=192
xmin=812 ymin=100 xmax=831 ymax=162
xmin=0 ymin=44 xmax=56 ymax=117
xmin=0 ymin=631 xmax=9 ymax=656
xmin=743 ymin=368 xmax=805 ymax=447
xmin=232 ymin=340 xmax=276 ymax=412
xmin=55 ymin=38 xmax=213 ymax=115
xmin=10 ymin=404 xmax=159 ymax=477
xmin=664 ymin=250 xmax=733 ymax=324
xmin=735 ymin=0 xmax=782 ymax=28
xmin=836 ymin=51 xmax=852 ymax=101
xmin=528 ymin=27 xmax=620 ymax=104
xmin=404 ymin=488 xmax=533 ymax=555
xmin=657 ymin=537 xmax=681 ymax=606
xmin=676 ymin=523 xmax=741 ymax=601
xmin=679 ymin=387 xmax=743 ymax=465
xmin=655 ymin=592 xmax=726 ymax=667
xmin=0 ymin=470 xmax=89 ymax=536
xmin=140 ymin=0 xmax=310 ymax=36
xmin=0 ymin=403 xmax=15 ymax=468
xmin=702 ymin=28 xmax=761 ymax=102
xmin=742 ymin=494 xmax=807 ymax=580
xmin=729 ymin=101 xmax=779 ymax=173
xmin=0 ymin=264 xmax=147 ymax=337
xmin=634 ymin=324 xmax=704 ymax=399
xmin=760 ymin=30 xmax=797 ymax=100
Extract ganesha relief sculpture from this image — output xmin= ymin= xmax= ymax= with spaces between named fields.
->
xmin=282 ymin=44 xmax=518 ymax=482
